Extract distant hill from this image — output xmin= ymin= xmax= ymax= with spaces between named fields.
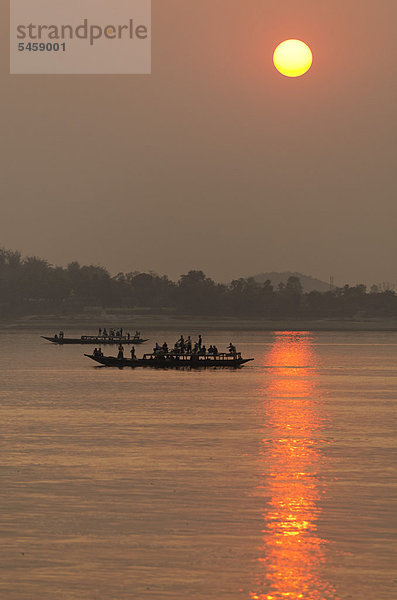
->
xmin=251 ymin=271 xmax=331 ymax=293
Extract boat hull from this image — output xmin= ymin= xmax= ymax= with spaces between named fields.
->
xmin=85 ymin=354 xmax=253 ymax=369
xmin=42 ymin=336 xmax=149 ymax=345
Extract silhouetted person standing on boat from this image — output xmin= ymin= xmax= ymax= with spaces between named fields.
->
xmin=98 ymin=328 xmax=102 ymax=337
xmin=130 ymin=346 xmax=136 ymax=360
xmin=198 ymin=335 xmax=202 ymax=349
xmin=118 ymin=344 xmax=124 ymax=359
xmin=186 ymin=336 xmax=192 ymax=353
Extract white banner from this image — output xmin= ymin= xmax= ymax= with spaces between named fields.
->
xmin=10 ymin=0 xmax=151 ymax=74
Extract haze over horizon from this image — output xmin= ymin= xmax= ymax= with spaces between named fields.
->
xmin=1 ymin=1 xmax=396 ymax=286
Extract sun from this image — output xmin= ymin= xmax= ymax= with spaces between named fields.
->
xmin=273 ymin=39 xmax=313 ymax=78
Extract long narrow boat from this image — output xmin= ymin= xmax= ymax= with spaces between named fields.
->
xmin=42 ymin=335 xmax=149 ymax=345
xmin=84 ymin=352 xmax=253 ymax=369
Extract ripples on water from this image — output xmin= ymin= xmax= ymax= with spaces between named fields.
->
xmin=0 ymin=330 xmax=396 ymax=599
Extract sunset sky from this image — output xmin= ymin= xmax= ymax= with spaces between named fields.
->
xmin=1 ymin=0 xmax=396 ymax=285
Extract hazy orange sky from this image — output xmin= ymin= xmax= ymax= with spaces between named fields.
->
xmin=1 ymin=0 xmax=396 ymax=285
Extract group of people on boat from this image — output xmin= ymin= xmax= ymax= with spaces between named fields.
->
xmin=151 ymin=336 xmax=237 ymax=357
xmin=116 ymin=344 xmax=136 ymax=360
xmin=97 ymin=327 xmax=141 ymax=340
xmin=52 ymin=328 xmax=142 ymax=341
xmin=94 ymin=344 xmax=136 ymax=360
xmin=92 ymin=335 xmax=239 ymax=362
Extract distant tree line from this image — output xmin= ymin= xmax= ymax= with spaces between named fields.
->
xmin=0 ymin=247 xmax=396 ymax=319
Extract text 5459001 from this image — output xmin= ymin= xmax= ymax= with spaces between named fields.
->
xmin=18 ymin=42 xmax=66 ymax=52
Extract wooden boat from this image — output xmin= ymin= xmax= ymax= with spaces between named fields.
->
xmin=84 ymin=351 xmax=254 ymax=369
xmin=42 ymin=335 xmax=149 ymax=345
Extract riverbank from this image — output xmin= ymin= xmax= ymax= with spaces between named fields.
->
xmin=1 ymin=312 xmax=397 ymax=332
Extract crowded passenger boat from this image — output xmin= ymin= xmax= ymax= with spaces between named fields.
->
xmin=41 ymin=327 xmax=149 ymax=345
xmin=85 ymin=335 xmax=253 ymax=369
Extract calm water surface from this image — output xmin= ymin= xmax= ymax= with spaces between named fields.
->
xmin=0 ymin=330 xmax=396 ymax=599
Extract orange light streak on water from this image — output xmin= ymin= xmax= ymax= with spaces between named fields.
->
xmin=250 ymin=332 xmax=338 ymax=600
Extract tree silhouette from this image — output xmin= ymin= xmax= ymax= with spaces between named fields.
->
xmin=0 ymin=246 xmax=396 ymax=320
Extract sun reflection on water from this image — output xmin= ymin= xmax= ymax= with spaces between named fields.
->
xmin=250 ymin=332 xmax=338 ymax=600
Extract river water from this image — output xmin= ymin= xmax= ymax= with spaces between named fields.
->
xmin=0 ymin=329 xmax=396 ymax=599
